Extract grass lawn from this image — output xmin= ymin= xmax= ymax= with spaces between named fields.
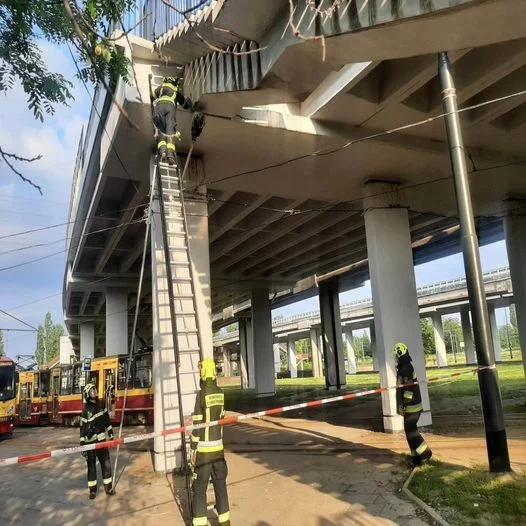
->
xmin=222 ymin=364 xmax=525 ymax=417
xmin=409 ymin=460 xmax=526 ymax=525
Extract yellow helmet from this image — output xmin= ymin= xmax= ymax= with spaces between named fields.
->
xmin=200 ymin=358 xmax=217 ymax=381
xmin=83 ymin=382 xmax=97 ymax=402
xmin=393 ymin=342 xmax=409 ymax=359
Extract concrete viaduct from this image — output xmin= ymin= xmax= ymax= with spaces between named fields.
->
xmin=63 ymin=1 xmax=526 ymax=469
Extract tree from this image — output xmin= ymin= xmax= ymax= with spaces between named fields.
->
xmin=35 ymin=312 xmax=64 ymax=365
xmin=0 ymin=0 xmax=134 ymax=192
xmin=420 ymin=318 xmax=435 ymax=355
xmin=443 ymin=317 xmax=463 ymax=354
xmin=226 ymin=323 xmax=237 ymax=333
xmin=0 ymin=330 xmax=4 ymax=357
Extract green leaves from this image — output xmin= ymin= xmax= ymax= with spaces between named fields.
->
xmin=0 ymin=0 xmax=134 ymax=122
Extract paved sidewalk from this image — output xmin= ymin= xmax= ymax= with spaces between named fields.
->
xmin=3 ymin=414 xmax=524 ymax=525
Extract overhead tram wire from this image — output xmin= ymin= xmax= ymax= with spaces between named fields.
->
xmin=0 ymin=218 xmax=145 ymax=272
xmin=0 ymin=208 xmax=148 ymax=257
xmin=192 ymin=87 xmax=526 ymax=189
xmin=0 ymin=202 xmax=147 ymax=241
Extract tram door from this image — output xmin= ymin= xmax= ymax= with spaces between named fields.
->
xmin=19 ymin=380 xmax=32 ymax=421
xmin=104 ymin=368 xmax=116 ymax=419
xmin=51 ymin=369 xmax=60 ymax=420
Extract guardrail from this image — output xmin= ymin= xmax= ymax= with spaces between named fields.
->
xmin=123 ymin=0 xmax=213 ymax=41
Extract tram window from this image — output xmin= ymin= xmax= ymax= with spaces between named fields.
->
xmin=72 ymin=364 xmax=82 ymax=394
xmin=60 ymin=367 xmax=72 ymax=396
xmin=88 ymin=371 xmax=99 ymax=389
xmin=134 ymin=353 xmax=152 ymax=389
xmin=34 ymin=375 xmax=40 ymax=398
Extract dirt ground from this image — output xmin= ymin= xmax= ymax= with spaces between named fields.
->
xmin=1 ymin=406 xmax=525 ymax=526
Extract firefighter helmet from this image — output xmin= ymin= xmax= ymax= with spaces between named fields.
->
xmin=164 ymin=76 xmax=181 ymax=87
xmin=393 ymin=342 xmax=409 ymax=359
xmin=199 ymin=358 xmax=217 ymax=381
xmin=83 ymin=382 xmax=97 ymax=402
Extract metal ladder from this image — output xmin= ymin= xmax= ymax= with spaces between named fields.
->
xmin=153 ymin=158 xmax=203 ymax=507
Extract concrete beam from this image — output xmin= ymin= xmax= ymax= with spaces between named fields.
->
xmin=422 ymin=40 xmax=526 ymax=113
xmin=208 ymin=189 xmax=237 ymax=216
xmin=214 ymin=201 xmax=334 ymax=274
xmin=301 ymin=62 xmax=377 ymax=117
xmin=466 ymin=65 xmax=526 ymax=125
xmin=210 ymin=194 xmax=270 ymax=243
xmin=238 ymin=212 xmax=362 ymax=276
xmin=210 ymin=198 xmax=307 ymax=262
xmin=94 ymin=183 xmax=144 ymax=274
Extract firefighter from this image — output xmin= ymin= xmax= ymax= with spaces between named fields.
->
xmin=151 ymin=76 xmax=192 ymax=165
xmin=80 ymin=382 xmax=115 ymax=499
xmin=191 ymin=358 xmax=230 ymax=526
xmin=393 ymin=342 xmax=432 ymax=467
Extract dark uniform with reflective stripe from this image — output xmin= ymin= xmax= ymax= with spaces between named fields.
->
xmin=396 ymin=355 xmax=432 ymax=465
xmin=151 ymin=79 xmax=192 ymax=162
xmin=191 ymin=379 xmax=230 ymax=526
xmin=80 ymin=400 xmax=114 ymax=495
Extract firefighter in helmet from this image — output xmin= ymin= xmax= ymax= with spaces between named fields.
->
xmin=393 ymin=342 xmax=432 ymax=466
xmin=191 ymin=358 xmax=230 ymax=526
xmin=151 ymin=76 xmax=192 ymax=165
xmin=80 ymin=382 xmax=115 ymax=499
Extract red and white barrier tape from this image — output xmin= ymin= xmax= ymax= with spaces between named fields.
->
xmin=0 ymin=368 xmax=480 ymax=467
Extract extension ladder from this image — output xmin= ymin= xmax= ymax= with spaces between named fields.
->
xmin=152 ymin=158 xmax=203 ymax=474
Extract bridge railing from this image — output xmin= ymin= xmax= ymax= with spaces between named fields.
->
xmin=123 ymin=0 xmax=213 ymax=41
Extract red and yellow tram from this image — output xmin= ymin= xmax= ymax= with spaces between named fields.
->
xmin=0 ymin=356 xmax=17 ymax=436
xmin=56 ymin=347 xmax=153 ymax=426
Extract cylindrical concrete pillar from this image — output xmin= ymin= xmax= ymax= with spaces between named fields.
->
xmin=106 ymin=289 xmax=128 ymax=357
xmin=364 ymin=186 xmax=431 ymax=431
xmin=80 ymin=322 xmax=95 ymax=360
xmin=430 ymin=312 xmax=448 ymax=368
xmin=460 ymin=306 xmax=477 ymax=365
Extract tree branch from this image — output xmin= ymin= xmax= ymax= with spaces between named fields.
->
xmin=63 ymin=0 xmax=139 ymax=130
xmin=0 ymin=147 xmax=43 ymax=195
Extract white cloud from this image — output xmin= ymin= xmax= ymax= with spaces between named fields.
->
xmin=0 ymin=40 xmax=92 ymax=357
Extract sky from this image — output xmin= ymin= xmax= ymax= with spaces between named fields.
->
xmin=0 ymin=41 xmax=511 ymax=360
xmin=0 ymin=42 xmax=90 ymax=360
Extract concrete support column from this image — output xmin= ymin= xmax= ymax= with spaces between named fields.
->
xmin=319 ymin=281 xmax=346 ymax=390
xmin=222 ymin=347 xmax=231 ymax=377
xmin=310 ymin=327 xmax=323 ymax=378
xmin=252 ymin=287 xmax=275 ymax=397
xmin=287 ymin=337 xmax=297 ymax=378
xmin=460 ymin=306 xmax=477 ymax=365
xmin=239 ymin=318 xmax=255 ymax=389
xmin=80 ymin=322 xmax=95 ymax=360
xmin=343 ymin=329 xmax=357 ymax=374
xmin=505 ymin=214 xmax=526 ymax=375
xmin=488 ymin=304 xmax=502 ymax=363
xmin=370 ymin=322 xmax=379 ymax=372
xmin=273 ymin=343 xmax=281 ymax=377
xmin=430 ymin=312 xmax=448 ymax=368
xmin=364 ymin=188 xmax=430 ymax=431
xmin=106 ymin=289 xmax=128 ymax=357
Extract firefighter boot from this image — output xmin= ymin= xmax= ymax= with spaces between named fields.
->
xmin=420 ymin=448 xmax=433 ymax=465
xmin=104 ymin=484 xmax=115 ymax=496
xmin=89 ymin=489 xmax=97 ymax=500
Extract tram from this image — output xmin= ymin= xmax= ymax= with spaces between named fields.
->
xmin=56 ymin=346 xmax=153 ymax=426
xmin=0 ymin=356 xmax=17 ymax=436
xmin=17 ymin=359 xmax=58 ymax=426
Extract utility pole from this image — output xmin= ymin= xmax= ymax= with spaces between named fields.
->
xmin=439 ymin=52 xmax=510 ymax=472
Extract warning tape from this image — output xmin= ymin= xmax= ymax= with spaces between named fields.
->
xmin=0 ymin=368 xmax=480 ymax=467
